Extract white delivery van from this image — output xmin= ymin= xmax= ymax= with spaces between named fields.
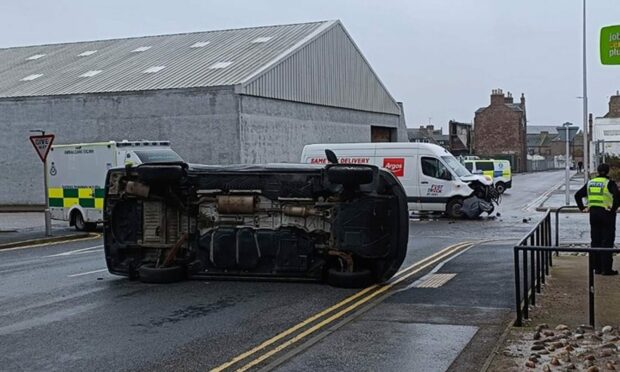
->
xmin=47 ymin=140 xmax=182 ymax=230
xmin=301 ymin=142 xmax=499 ymax=218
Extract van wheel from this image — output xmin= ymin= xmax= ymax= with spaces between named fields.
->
xmin=326 ymin=268 xmax=374 ymax=288
xmin=73 ymin=211 xmax=86 ymax=231
xmin=446 ymin=198 xmax=465 ymax=219
xmin=495 ymin=182 xmax=506 ymax=194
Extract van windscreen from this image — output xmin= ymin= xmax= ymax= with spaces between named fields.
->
xmin=441 ymin=156 xmax=471 ymax=177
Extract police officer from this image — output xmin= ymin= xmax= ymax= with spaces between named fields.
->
xmin=575 ymin=163 xmax=620 ymax=275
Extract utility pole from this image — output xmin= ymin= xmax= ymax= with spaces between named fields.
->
xmin=582 ymin=0 xmax=590 ymax=181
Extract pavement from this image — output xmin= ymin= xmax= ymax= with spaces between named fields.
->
xmin=0 ymin=212 xmax=93 ymax=248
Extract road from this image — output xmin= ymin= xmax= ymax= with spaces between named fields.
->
xmin=0 ymin=170 xmax=565 ymax=371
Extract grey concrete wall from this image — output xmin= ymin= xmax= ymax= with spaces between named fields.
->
xmin=238 ymin=95 xmax=405 ymax=164
xmin=0 ymin=87 xmax=239 ymax=205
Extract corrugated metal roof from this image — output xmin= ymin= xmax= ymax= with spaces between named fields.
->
xmin=241 ymin=22 xmax=400 ymax=114
xmin=0 ymin=21 xmax=331 ymax=98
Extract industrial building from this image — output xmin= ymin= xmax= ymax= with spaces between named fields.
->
xmin=0 ymin=20 xmax=406 ymax=206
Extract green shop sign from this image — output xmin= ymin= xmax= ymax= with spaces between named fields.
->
xmin=601 ymin=25 xmax=620 ymax=65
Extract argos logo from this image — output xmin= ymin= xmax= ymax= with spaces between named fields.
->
xmin=383 ymin=158 xmax=405 ymax=177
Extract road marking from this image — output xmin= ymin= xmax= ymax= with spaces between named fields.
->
xmin=413 ymin=273 xmax=456 ymax=288
xmin=45 ymin=245 xmax=103 ymax=257
xmin=0 ymin=234 xmax=101 ymax=253
xmin=522 ymin=179 xmax=565 ymax=212
xmin=234 ymin=242 xmax=476 ymax=372
xmin=210 ymin=241 xmax=474 ymax=372
xmin=67 ymin=268 xmax=107 ymax=277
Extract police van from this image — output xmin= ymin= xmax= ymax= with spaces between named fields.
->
xmin=463 ymin=159 xmax=512 ymax=194
xmin=301 ymin=143 xmax=499 ymax=218
xmin=47 ymin=140 xmax=182 ymax=230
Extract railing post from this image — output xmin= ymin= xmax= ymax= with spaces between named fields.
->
xmin=514 ymin=248 xmax=522 ymax=326
xmin=541 ymin=249 xmax=546 ymax=284
xmin=555 ymin=209 xmax=560 ymax=247
xmin=523 ymin=250 xmax=529 ymax=320
xmin=536 ymin=250 xmax=541 ymax=293
xmin=589 ymin=253 xmax=595 ymax=328
xmin=530 ymin=249 xmax=536 ymax=305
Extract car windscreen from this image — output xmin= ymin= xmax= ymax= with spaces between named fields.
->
xmin=441 ymin=156 xmax=472 ymax=177
xmin=134 ymin=149 xmax=183 ymax=163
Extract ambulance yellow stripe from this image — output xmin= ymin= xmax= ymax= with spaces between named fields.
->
xmin=49 ymin=188 xmax=63 ymax=198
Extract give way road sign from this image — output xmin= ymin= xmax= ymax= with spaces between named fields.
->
xmin=29 ymin=134 xmax=55 ymax=162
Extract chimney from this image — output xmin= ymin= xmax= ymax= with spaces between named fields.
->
xmin=520 ymin=93 xmax=526 ymax=110
xmin=608 ymin=90 xmax=620 ymax=118
xmin=504 ymin=91 xmax=514 ymax=104
xmin=490 ymin=88 xmax=504 ymax=106
xmin=426 ymin=125 xmax=434 ymax=131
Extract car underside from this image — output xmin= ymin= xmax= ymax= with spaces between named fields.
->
xmin=103 ymin=162 xmax=408 ymax=288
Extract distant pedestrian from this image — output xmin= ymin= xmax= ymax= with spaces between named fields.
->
xmin=578 ymin=161 xmax=584 ymax=173
xmin=575 ymin=163 xmax=620 ymax=275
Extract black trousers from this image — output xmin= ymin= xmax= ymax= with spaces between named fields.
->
xmin=590 ymin=207 xmax=616 ymax=273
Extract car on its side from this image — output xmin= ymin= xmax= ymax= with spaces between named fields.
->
xmin=103 ymin=160 xmax=408 ymax=288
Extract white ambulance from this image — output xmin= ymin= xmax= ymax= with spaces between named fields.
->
xmin=301 ymin=143 xmax=499 ymax=218
xmin=47 ymin=140 xmax=182 ymax=230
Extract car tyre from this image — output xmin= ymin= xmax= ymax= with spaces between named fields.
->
xmin=495 ymin=182 xmax=506 ymax=194
xmin=84 ymin=222 xmax=98 ymax=231
xmin=326 ymin=268 xmax=374 ymax=288
xmin=138 ymin=264 xmax=185 ymax=284
xmin=446 ymin=198 xmax=465 ymax=219
xmin=327 ymin=166 xmax=374 ymax=186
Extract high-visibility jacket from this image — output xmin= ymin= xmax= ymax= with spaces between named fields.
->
xmin=587 ymin=177 xmax=613 ymax=209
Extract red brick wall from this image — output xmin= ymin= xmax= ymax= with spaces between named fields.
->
xmin=474 ymin=105 xmax=526 ymax=171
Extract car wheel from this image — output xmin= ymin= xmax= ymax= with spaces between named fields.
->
xmin=74 ymin=211 xmax=86 ymax=231
xmin=327 ymin=165 xmax=374 ymax=186
xmin=326 ymin=268 xmax=374 ymax=288
xmin=138 ymin=264 xmax=185 ymax=284
xmin=495 ymin=182 xmax=506 ymax=194
xmin=446 ymin=198 xmax=465 ymax=219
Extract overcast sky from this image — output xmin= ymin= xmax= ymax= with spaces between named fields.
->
xmin=1 ymin=0 xmax=618 ymax=130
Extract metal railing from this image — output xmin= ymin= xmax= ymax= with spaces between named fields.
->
xmin=514 ymin=207 xmax=620 ymax=327
xmin=514 ymin=210 xmax=553 ymax=326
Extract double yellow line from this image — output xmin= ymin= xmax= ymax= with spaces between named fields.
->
xmin=210 ymin=240 xmax=475 ymax=372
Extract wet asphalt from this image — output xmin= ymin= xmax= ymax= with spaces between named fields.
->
xmin=0 ymin=170 xmax=568 ymax=371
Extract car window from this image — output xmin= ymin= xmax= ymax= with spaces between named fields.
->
xmin=464 ymin=162 xmax=473 ymax=172
xmin=421 ymin=157 xmax=451 ymax=180
xmin=478 ymin=161 xmax=494 ymax=171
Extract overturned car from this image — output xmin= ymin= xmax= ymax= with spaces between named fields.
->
xmin=104 ymin=161 xmax=409 ymax=288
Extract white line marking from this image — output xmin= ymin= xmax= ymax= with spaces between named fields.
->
xmin=67 ymin=268 xmax=107 ymax=277
xmin=46 ymin=245 xmax=103 ymax=257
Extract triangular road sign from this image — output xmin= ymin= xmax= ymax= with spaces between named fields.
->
xmin=29 ymin=134 xmax=55 ymax=162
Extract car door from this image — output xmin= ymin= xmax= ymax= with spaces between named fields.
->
xmin=419 ymin=156 xmax=454 ymax=211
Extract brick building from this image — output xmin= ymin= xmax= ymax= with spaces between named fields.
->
xmin=474 ymin=89 xmax=527 ymax=172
